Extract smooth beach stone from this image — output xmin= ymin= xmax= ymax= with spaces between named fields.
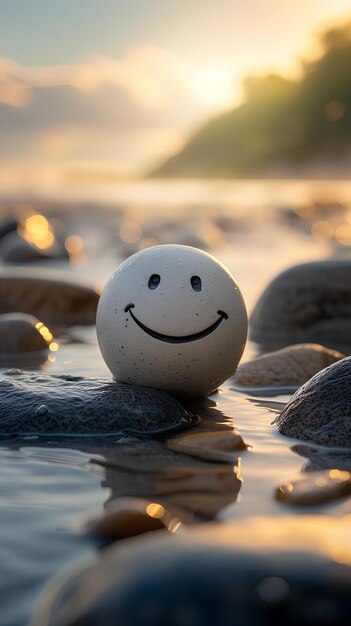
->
xmin=275 ymin=357 xmax=351 ymax=447
xmin=88 ymin=498 xmax=176 ymax=543
xmin=0 ymin=270 xmax=99 ymax=326
xmin=0 ymin=313 xmax=52 ymax=355
xmin=276 ymin=469 xmax=351 ymax=506
xmin=167 ymin=430 xmax=247 ymax=463
xmin=97 ymin=245 xmax=247 ymax=399
xmin=232 ymin=343 xmax=343 ymax=388
xmin=250 ymin=261 xmax=351 ymax=351
xmin=0 ymin=370 xmax=197 ymax=436
xmin=30 ymin=515 xmax=351 ymax=626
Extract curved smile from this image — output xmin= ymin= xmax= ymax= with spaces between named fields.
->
xmin=124 ymin=304 xmax=228 ymax=344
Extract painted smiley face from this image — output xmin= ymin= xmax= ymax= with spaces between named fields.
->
xmin=124 ymin=302 xmax=228 ymax=344
xmin=97 ymin=245 xmax=247 ymax=399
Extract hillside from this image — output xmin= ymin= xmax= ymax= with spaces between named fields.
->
xmin=151 ymin=22 xmax=351 ymax=178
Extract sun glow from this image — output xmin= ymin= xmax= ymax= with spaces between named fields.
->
xmin=193 ymin=65 xmax=235 ymax=109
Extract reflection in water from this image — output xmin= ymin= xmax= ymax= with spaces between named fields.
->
xmin=291 ymin=443 xmax=351 ymax=473
xmin=98 ymin=401 xmax=243 ymax=522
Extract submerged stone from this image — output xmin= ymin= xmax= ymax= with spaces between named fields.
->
xmin=275 ymin=357 xmax=351 ymax=447
xmin=250 ymin=261 xmax=351 ymax=352
xmin=30 ymin=515 xmax=351 ymax=626
xmin=0 ymin=270 xmax=99 ymax=326
xmin=276 ymin=469 xmax=351 ymax=506
xmin=88 ymin=498 xmax=177 ymax=543
xmin=0 ymin=370 xmax=197 ymax=436
xmin=167 ymin=430 xmax=247 ymax=463
xmin=292 ymin=443 xmax=351 ymax=472
xmin=232 ymin=343 xmax=343 ymax=388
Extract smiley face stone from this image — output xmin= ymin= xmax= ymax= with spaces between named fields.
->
xmin=97 ymin=245 xmax=247 ymax=399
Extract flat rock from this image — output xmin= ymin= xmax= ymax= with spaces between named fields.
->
xmin=275 ymin=357 xmax=351 ymax=447
xmin=167 ymin=430 xmax=247 ymax=463
xmin=30 ymin=515 xmax=351 ymax=626
xmin=250 ymin=261 xmax=351 ymax=352
xmin=0 ymin=370 xmax=197 ymax=436
xmin=233 ymin=343 xmax=343 ymax=387
xmin=0 ymin=270 xmax=99 ymax=326
xmin=276 ymin=469 xmax=351 ymax=506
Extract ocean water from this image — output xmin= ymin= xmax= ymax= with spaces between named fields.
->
xmin=0 ymin=179 xmax=350 ymax=626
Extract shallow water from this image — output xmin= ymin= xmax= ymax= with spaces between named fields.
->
xmin=0 ymin=181 xmax=351 ymax=626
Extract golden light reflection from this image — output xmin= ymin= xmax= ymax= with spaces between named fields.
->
xmin=335 ymin=223 xmax=351 ymax=245
xmin=146 ymin=503 xmax=165 ymax=519
xmin=119 ymin=221 xmax=142 ymax=244
xmin=49 ymin=342 xmax=59 ymax=352
xmin=310 ymin=220 xmax=334 ymax=243
xmin=280 ymin=482 xmax=294 ymax=493
xmin=35 ymin=321 xmax=53 ymax=342
xmin=168 ymin=518 xmax=182 ymax=533
xmin=19 ymin=213 xmax=55 ymax=250
xmin=332 ymin=547 xmax=351 ymax=566
xmin=65 ymin=235 xmax=84 ymax=255
xmin=315 ymin=477 xmax=327 ymax=487
xmin=329 ymin=469 xmax=350 ymax=481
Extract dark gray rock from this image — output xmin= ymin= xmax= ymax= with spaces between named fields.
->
xmin=0 ymin=230 xmax=68 ymax=263
xmin=275 ymin=357 xmax=351 ymax=447
xmin=250 ymin=261 xmax=351 ymax=352
xmin=0 ymin=270 xmax=99 ymax=326
xmin=30 ymin=517 xmax=351 ymax=626
xmin=0 ymin=370 xmax=197 ymax=436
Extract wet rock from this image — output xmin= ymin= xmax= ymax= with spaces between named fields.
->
xmin=0 ymin=218 xmax=18 ymax=240
xmin=30 ymin=515 xmax=351 ymax=626
xmin=276 ymin=469 xmax=351 ymax=506
xmin=232 ymin=343 xmax=343 ymax=388
xmin=250 ymin=261 xmax=351 ymax=352
xmin=274 ymin=357 xmax=351 ymax=447
xmin=0 ymin=270 xmax=99 ymax=326
xmin=0 ymin=370 xmax=197 ymax=436
xmin=0 ymin=313 xmax=52 ymax=354
xmin=167 ymin=430 xmax=247 ymax=463
xmin=88 ymin=498 xmax=177 ymax=543
xmin=0 ymin=230 xmax=68 ymax=263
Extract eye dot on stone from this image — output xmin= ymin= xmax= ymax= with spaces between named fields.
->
xmin=191 ymin=275 xmax=202 ymax=292
xmin=148 ymin=274 xmax=161 ymax=290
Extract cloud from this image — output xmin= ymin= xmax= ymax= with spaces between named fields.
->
xmin=0 ymin=45 xmax=189 ymax=109
xmin=0 ymin=45 xmax=230 ymax=180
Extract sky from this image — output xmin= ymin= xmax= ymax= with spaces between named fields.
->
xmin=0 ymin=0 xmax=351 ymax=185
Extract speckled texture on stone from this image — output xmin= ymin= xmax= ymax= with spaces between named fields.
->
xmin=250 ymin=261 xmax=351 ymax=351
xmin=233 ymin=343 xmax=344 ymax=387
xmin=275 ymin=357 xmax=351 ymax=447
xmin=0 ymin=370 xmax=197 ymax=436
